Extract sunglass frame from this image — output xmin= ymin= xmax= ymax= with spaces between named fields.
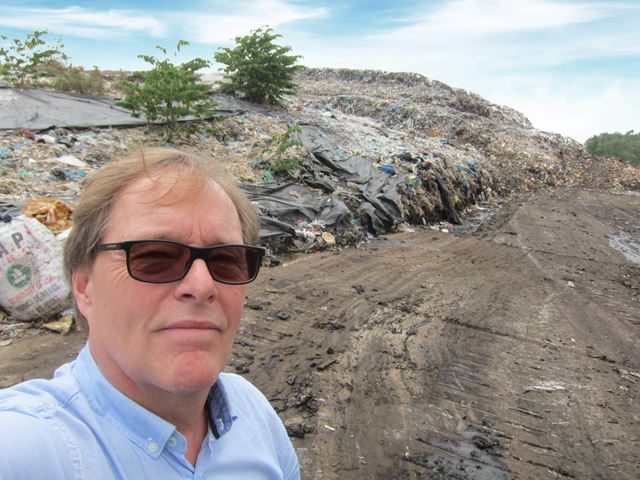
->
xmin=93 ymin=240 xmax=266 ymax=285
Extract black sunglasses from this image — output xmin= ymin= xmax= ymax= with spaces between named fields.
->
xmin=93 ymin=240 xmax=266 ymax=285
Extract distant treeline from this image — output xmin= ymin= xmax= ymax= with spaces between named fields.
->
xmin=585 ymin=131 xmax=640 ymax=166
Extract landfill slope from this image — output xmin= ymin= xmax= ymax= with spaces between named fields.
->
xmin=2 ymin=188 xmax=638 ymax=479
xmin=294 ymin=69 xmax=639 ymax=193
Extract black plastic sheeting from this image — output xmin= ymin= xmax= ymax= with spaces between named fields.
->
xmin=242 ymin=182 xmax=354 ymax=240
xmin=0 ymin=88 xmax=146 ymax=130
xmin=0 ymin=88 xmax=262 ymax=131
xmin=241 ymin=123 xmax=411 ymax=247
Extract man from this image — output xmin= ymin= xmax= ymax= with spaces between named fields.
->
xmin=0 ymin=148 xmax=300 ymax=479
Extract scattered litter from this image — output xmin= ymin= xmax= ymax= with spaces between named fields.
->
xmin=55 ymin=154 xmax=88 ymax=168
xmin=23 ymin=197 xmax=74 ymax=234
xmin=323 ymin=425 xmax=336 ymax=432
xmin=19 ymin=128 xmax=35 ymax=139
xmin=321 ymin=232 xmax=335 ymax=245
xmin=379 ymin=164 xmax=396 ymax=175
xmin=36 ymin=134 xmax=57 ymax=145
xmin=524 ymin=381 xmax=568 ymax=393
xmin=615 ymin=368 xmax=640 ymax=383
xmin=0 ymin=339 xmax=12 ymax=347
xmin=42 ymin=315 xmax=74 ymax=335
xmin=567 ymin=281 xmax=575 ymax=288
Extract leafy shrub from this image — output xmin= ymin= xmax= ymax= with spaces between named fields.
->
xmin=262 ymin=125 xmax=304 ymax=175
xmin=53 ymin=66 xmax=105 ymax=95
xmin=585 ymin=131 xmax=640 ymax=166
xmin=0 ymin=30 xmax=67 ymax=88
xmin=214 ymin=26 xmax=303 ymax=104
xmin=121 ymin=41 xmax=215 ymax=141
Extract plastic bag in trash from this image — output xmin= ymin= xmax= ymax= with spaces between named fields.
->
xmin=0 ymin=216 xmax=70 ymax=321
xmin=23 ymin=197 xmax=74 ymax=234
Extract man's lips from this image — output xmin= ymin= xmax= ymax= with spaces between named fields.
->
xmin=159 ymin=320 xmax=221 ymax=331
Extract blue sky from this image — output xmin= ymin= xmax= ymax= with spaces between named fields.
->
xmin=0 ymin=0 xmax=638 ymax=143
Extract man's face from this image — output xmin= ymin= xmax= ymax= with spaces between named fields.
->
xmin=73 ymin=174 xmax=247 ymax=399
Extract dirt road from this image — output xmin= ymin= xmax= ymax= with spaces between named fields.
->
xmin=1 ymin=188 xmax=638 ymax=479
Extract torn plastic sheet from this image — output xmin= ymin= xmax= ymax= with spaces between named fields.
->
xmin=300 ymin=123 xmax=406 ymax=233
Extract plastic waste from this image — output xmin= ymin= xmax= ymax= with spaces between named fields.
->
xmin=23 ymin=197 xmax=73 ymax=234
xmin=379 ymin=164 xmax=396 ymax=175
xmin=43 ymin=315 xmax=73 ymax=334
xmin=321 ymin=232 xmax=336 ymax=245
xmin=56 ymin=154 xmax=87 ymax=168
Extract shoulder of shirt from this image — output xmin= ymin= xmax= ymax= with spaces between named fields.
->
xmin=0 ymin=364 xmax=81 ymax=417
xmin=0 ymin=400 xmax=76 ymax=479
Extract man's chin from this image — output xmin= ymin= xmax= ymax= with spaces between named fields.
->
xmin=162 ymin=354 xmax=223 ymax=394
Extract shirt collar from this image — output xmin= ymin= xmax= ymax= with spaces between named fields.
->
xmin=207 ymin=378 xmax=238 ymax=439
xmin=71 ymin=344 xmax=237 ymax=458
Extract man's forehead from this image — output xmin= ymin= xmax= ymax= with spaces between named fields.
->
xmin=115 ymin=172 xmax=233 ymax=208
xmin=104 ymin=173 xmax=241 ymax=240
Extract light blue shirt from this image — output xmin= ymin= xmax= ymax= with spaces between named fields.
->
xmin=0 ymin=345 xmax=300 ymax=479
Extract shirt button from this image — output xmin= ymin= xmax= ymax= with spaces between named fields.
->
xmin=167 ymin=436 xmax=178 ymax=447
xmin=148 ymin=441 xmax=159 ymax=453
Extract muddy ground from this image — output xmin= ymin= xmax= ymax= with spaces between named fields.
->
xmin=1 ymin=188 xmax=639 ymax=479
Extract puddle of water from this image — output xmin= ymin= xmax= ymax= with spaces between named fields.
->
xmin=609 ymin=230 xmax=640 ymax=264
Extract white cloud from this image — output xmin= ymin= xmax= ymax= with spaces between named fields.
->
xmin=375 ymin=0 xmax=607 ymax=40
xmin=485 ymin=77 xmax=640 ymax=142
xmin=354 ymin=0 xmax=638 ymax=77
xmin=0 ymin=5 xmax=166 ymax=38
xmin=176 ymin=0 xmax=329 ymax=43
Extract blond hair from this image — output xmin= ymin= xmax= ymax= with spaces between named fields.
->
xmin=63 ymin=147 xmax=260 ymax=329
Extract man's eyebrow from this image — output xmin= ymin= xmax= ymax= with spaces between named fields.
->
xmin=129 ymin=233 xmax=177 ymax=241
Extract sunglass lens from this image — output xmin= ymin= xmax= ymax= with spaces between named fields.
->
xmin=207 ymin=246 xmax=260 ymax=284
xmin=128 ymin=241 xmax=189 ymax=282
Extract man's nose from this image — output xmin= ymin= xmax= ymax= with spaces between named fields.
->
xmin=174 ymin=258 xmax=218 ymax=302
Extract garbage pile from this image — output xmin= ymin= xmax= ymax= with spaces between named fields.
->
xmin=294 ymin=68 xmax=639 ymax=193
xmin=0 ymin=67 xmax=638 ymax=330
xmin=247 ymin=102 xmax=494 ymax=249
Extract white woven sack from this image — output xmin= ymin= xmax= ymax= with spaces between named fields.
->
xmin=0 ymin=216 xmax=70 ymax=321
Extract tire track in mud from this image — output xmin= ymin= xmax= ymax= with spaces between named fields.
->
xmin=233 ymin=189 xmax=639 ymax=479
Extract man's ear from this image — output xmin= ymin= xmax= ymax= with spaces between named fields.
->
xmin=72 ymin=269 xmax=93 ymax=320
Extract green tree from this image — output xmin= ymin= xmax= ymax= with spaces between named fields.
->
xmin=0 ymin=30 xmax=67 ymax=88
xmin=214 ymin=26 xmax=303 ymax=104
xmin=585 ymin=130 xmax=640 ymax=166
xmin=121 ymin=41 xmax=215 ymax=141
